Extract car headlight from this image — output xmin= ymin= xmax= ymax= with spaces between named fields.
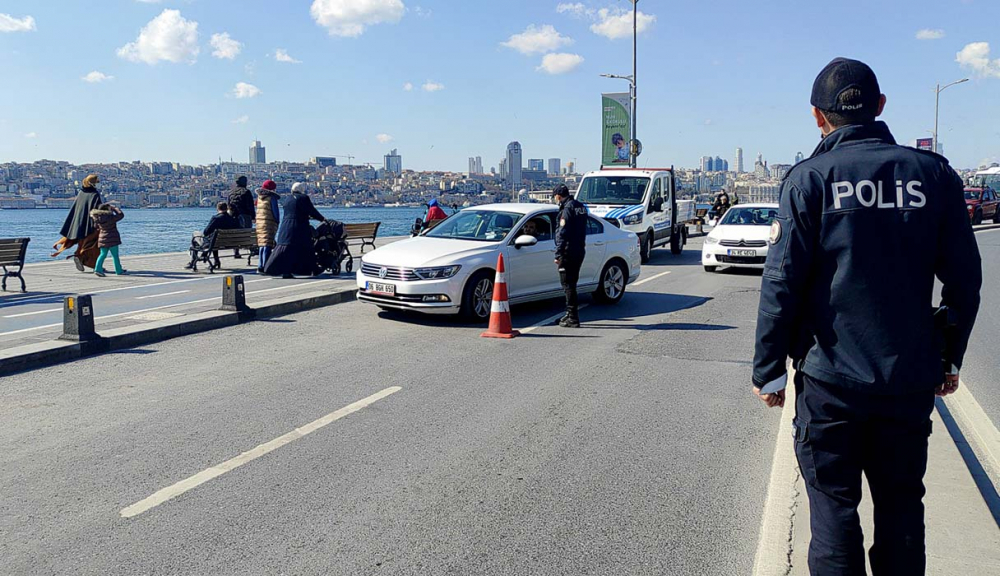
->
xmin=415 ymin=265 xmax=462 ymax=280
xmin=621 ymin=212 xmax=643 ymax=225
xmin=705 ymin=236 xmax=720 ymax=245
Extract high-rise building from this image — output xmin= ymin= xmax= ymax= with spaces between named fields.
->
xmin=795 ymin=152 xmax=804 ymax=164
xmin=249 ymin=140 xmax=266 ymax=164
xmin=468 ymin=157 xmax=477 ymax=175
xmin=566 ymin=161 xmax=575 ymax=175
xmin=384 ymin=148 xmax=402 ymax=175
xmin=506 ymin=142 xmax=522 ymax=188
xmin=528 ymin=159 xmax=544 ymax=171
xmin=715 ymin=156 xmax=728 ymax=172
xmin=548 ymin=158 xmax=561 ymax=176
xmin=757 ymin=152 xmax=764 ymax=165
xmin=499 ymin=158 xmax=508 ymax=181
xmin=475 ymin=156 xmax=483 ymax=175
xmin=700 ymin=156 xmax=714 ymax=172
xmin=735 ymin=148 xmax=744 ymax=173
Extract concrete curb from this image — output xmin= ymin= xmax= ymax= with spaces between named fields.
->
xmin=974 ymin=223 xmax=1000 ymax=233
xmin=0 ymin=286 xmax=358 ymax=377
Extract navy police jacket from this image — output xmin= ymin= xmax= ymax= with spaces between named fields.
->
xmin=555 ymin=196 xmax=588 ymax=260
xmin=753 ymin=122 xmax=982 ymax=394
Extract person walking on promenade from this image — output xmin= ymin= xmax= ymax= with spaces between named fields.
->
xmin=52 ymin=174 xmax=104 ymax=272
xmin=263 ymin=182 xmax=326 ymax=279
xmin=228 ymin=175 xmax=255 ymax=259
xmin=90 ymin=203 xmax=127 ymax=277
xmin=752 ymin=58 xmax=982 ymax=575
xmin=552 ymin=184 xmax=587 ymax=328
xmin=255 ymin=180 xmax=280 ymax=273
xmin=185 ymin=202 xmax=239 ymax=270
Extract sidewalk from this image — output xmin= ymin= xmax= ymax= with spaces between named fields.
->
xmin=787 ymin=397 xmax=1000 ymax=575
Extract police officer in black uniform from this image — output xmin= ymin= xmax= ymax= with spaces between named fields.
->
xmin=553 ymin=184 xmax=587 ymax=328
xmin=752 ymin=58 xmax=982 ymax=575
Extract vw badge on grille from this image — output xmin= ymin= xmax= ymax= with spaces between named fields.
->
xmin=379 ymin=267 xmax=388 ymax=279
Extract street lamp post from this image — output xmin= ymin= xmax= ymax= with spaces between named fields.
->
xmin=934 ymin=78 xmax=968 ymax=155
xmin=601 ymin=0 xmax=639 ymax=168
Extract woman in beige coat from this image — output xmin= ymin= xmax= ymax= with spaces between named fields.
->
xmin=255 ymin=180 xmax=280 ymax=272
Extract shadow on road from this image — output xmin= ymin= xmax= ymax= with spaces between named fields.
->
xmin=587 ymin=322 xmax=736 ymax=332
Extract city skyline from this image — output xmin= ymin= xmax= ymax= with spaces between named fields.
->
xmin=1 ymin=2 xmax=999 ymax=171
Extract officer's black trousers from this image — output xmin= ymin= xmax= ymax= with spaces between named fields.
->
xmin=558 ymin=256 xmax=583 ymax=310
xmin=793 ymin=372 xmax=935 ymax=576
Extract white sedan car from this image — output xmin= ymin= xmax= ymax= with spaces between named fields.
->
xmin=702 ymin=203 xmax=780 ymax=272
xmin=357 ymin=203 xmax=642 ymax=321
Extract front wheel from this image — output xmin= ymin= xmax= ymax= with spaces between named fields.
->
xmin=993 ymin=209 xmax=1000 ymax=224
xmin=704 ymin=266 xmax=717 ymax=273
xmin=594 ymin=260 xmax=627 ymax=304
xmin=640 ymin=232 xmax=653 ymax=264
xmin=461 ymin=270 xmax=494 ymax=323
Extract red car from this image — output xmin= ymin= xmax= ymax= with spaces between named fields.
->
xmin=965 ymin=187 xmax=1000 ymax=225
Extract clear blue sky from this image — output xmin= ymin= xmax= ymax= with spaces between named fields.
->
xmin=0 ymin=0 xmax=997 ymax=172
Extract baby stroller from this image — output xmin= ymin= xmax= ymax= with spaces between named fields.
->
xmin=313 ymin=219 xmax=353 ymax=275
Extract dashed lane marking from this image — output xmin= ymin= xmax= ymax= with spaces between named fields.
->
xmin=120 ymin=386 xmax=403 ymax=518
xmin=135 ymin=290 xmax=192 ymax=300
xmin=631 ymin=270 xmax=672 ymax=287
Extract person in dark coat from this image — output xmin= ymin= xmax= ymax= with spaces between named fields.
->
xmin=52 ymin=174 xmax=104 ymax=271
xmin=228 ymin=175 xmax=255 ymax=258
xmin=185 ymin=202 xmax=240 ymax=270
xmin=263 ymin=182 xmax=326 ymax=278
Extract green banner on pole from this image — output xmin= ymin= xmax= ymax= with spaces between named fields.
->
xmin=602 ymin=93 xmax=632 ymax=166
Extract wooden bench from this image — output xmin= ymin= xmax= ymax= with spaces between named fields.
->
xmin=189 ymin=229 xmax=258 ymax=273
xmin=0 ymin=238 xmax=30 ymax=293
xmin=343 ymin=222 xmax=381 ymax=254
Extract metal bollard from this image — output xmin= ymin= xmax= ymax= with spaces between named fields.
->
xmin=60 ymin=294 xmax=99 ymax=341
xmin=221 ymin=275 xmax=249 ymax=312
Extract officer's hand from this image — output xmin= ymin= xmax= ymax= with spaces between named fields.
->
xmin=554 ymin=257 xmax=562 ymax=267
xmin=936 ymin=373 xmax=960 ymax=397
xmin=753 ymin=387 xmax=785 ymax=408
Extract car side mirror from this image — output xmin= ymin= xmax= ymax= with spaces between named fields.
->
xmin=514 ymin=235 xmax=538 ymax=249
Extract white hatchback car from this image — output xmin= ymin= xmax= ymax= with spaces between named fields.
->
xmin=702 ymin=203 xmax=780 ymax=272
xmin=357 ymin=203 xmax=642 ymax=321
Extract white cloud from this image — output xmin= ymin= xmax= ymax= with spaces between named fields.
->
xmin=274 ymin=49 xmax=302 ymax=63
xmin=117 ymin=9 xmax=200 ymax=65
xmin=210 ymin=32 xmax=242 ymax=60
xmin=556 ymin=3 xmax=594 ymax=18
xmin=310 ymin=0 xmax=405 ymax=37
xmin=81 ymin=71 xmax=114 ymax=83
xmin=916 ymin=29 xmax=945 ymax=40
xmin=403 ymin=82 xmax=414 ymax=91
xmin=232 ymin=115 xmax=250 ymax=124
xmin=502 ymin=24 xmax=572 ymax=55
xmin=376 ymin=133 xmax=394 ymax=143
xmin=413 ymin=6 xmax=432 ymax=18
xmin=24 ymin=132 xmax=37 ymax=139
xmin=957 ymin=42 xmax=1000 ymax=78
xmin=232 ymin=82 xmax=262 ymax=99
xmin=0 ymin=13 xmax=36 ymax=32
xmin=422 ymin=80 xmax=444 ymax=92
xmin=591 ymin=7 xmax=656 ymax=40
xmin=537 ymin=52 xmax=584 ymax=75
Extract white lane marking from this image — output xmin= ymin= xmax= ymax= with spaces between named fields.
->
xmin=120 ymin=386 xmax=402 ymax=518
xmin=3 ymin=308 xmax=62 ymax=319
xmin=135 ymin=290 xmax=192 ymax=300
xmin=751 ymin=374 xmax=799 ymax=576
xmin=245 ymin=279 xmax=333 ymax=296
xmin=631 ymin=270 xmax=672 ymax=287
xmin=0 ymin=278 xmax=344 ymax=337
xmin=0 ymin=276 xmax=218 ymax=309
xmin=520 ymin=304 xmax=590 ymax=334
xmin=944 ymin=380 xmax=1000 ymax=495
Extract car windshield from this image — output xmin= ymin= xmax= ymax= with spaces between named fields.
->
xmin=965 ymin=190 xmax=982 ymax=200
xmin=576 ymin=176 xmax=649 ymax=205
xmin=424 ymin=210 xmax=522 ymax=242
xmin=720 ymin=207 xmax=778 ymax=226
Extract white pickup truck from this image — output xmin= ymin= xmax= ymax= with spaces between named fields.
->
xmin=575 ymin=168 xmax=696 ymax=263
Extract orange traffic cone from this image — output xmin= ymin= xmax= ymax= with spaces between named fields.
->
xmin=480 ymin=253 xmax=520 ymax=339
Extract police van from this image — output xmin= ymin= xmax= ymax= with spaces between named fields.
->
xmin=575 ymin=168 xmax=696 ymax=263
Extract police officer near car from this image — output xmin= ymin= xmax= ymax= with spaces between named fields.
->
xmin=752 ymin=58 xmax=982 ymax=575
xmin=553 ymin=184 xmax=587 ymax=328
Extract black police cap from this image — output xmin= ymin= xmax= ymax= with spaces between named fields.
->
xmin=552 ymin=184 xmax=570 ymax=198
xmin=811 ymin=58 xmax=881 ymax=114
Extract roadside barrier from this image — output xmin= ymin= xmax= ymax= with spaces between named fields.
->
xmin=59 ymin=295 xmax=99 ymax=342
xmin=221 ymin=275 xmax=249 ymax=312
xmin=481 ymin=254 xmax=520 ymax=339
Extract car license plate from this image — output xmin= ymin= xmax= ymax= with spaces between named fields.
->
xmin=367 ymin=282 xmax=396 ymax=296
xmin=728 ymin=249 xmax=757 ymax=257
